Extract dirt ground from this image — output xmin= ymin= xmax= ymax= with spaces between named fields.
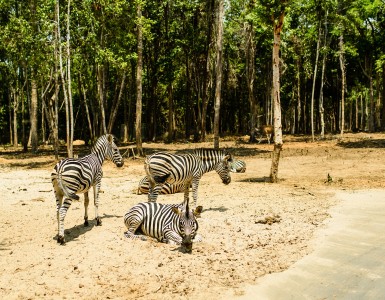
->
xmin=1 ymin=132 xmax=385 ymax=300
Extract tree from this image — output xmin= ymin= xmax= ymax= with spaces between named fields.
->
xmin=213 ymin=0 xmax=224 ymax=149
xmin=135 ymin=1 xmax=144 ymax=157
xmin=267 ymin=0 xmax=287 ymax=183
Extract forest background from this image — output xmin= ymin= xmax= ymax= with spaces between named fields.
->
xmin=0 ymin=0 xmax=384 ymax=156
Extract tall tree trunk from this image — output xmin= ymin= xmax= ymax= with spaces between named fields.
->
xmin=167 ymin=84 xmax=175 ymax=141
xmin=296 ymin=55 xmax=301 ymax=134
xmin=338 ymin=34 xmax=346 ymax=136
xmin=135 ymin=4 xmax=144 ymax=156
xmin=200 ymin=0 xmax=214 ymax=142
xmin=311 ymin=21 xmax=322 ymax=142
xmin=30 ymin=75 xmax=38 ymax=153
xmin=319 ymin=11 xmax=328 ymax=139
xmin=57 ymin=0 xmax=73 ymax=157
xmin=381 ymin=65 xmax=385 ymax=129
xmin=13 ymin=86 xmax=19 ymax=147
xmin=245 ymin=21 xmax=256 ymax=140
xmin=97 ymin=65 xmax=107 ymax=135
xmin=107 ymin=73 xmax=126 ymax=133
xmin=213 ymin=0 xmax=224 ymax=149
xmin=67 ymin=0 xmax=74 ymax=153
xmin=270 ymin=11 xmax=285 ymax=183
xmin=79 ymin=74 xmax=94 ymax=141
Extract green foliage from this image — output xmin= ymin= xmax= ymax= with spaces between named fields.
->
xmin=0 ymin=0 xmax=384 ymax=144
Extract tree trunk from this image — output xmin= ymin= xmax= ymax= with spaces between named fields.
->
xmin=311 ymin=21 xmax=321 ymax=142
xmin=13 ymin=87 xmax=19 ymax=147
xmin=30 ymin=76 xmax=38 ymax=153
xmin=213 ymin=0 xmax=224 ymax=149
xmin=67 ymin=0 xmax=74 ymax=152
xmin=338 ymin=34 xmax=346 ymax=136
xmin=319 ymin=11 xmax=328 ymax=139
xmin=167 ymin=83 xmax=175 ymax=141
xmin=200 ymin=0 xmax=214 ymax=142
xmin=135 ymin=4 xmax=144 ymax=156
xmin=107 ymin=73 xmax=126 ymax=134
xmin=57 ymin=0 xmax=73 ymax=157
xmin=79 ymin=74 xmax=94 ymax=141
xmin=245 ymin=21 xmax=256 ymax=140
xmin=270 ymin=12 xmax=285 ymax=183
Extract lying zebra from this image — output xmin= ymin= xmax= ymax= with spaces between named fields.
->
xmin=144 ymin=148 xmax=234 ymax=208
xmin=124 ymin=200 xmax=203 ymax=253
xmin=51 ymin=134 xmax=124 ymax=244
xmin=137 ymin=160 xmax=246 ymax=195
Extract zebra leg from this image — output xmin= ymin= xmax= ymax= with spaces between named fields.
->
xmin=84 ymin=192 xmax=90 ymax=227
xmin=93 ymin=184 xmax=102 ymax=226
xmin=191 ymin=178 xmax=200 ymax=209
xmin=163 ymin=230 xmax=182 ymax=245
xmin=124 ymin=220 xmax=147 ymax=241
xmin=53 ymin=180 xmax=64 ymax=243
xmin=57 ymin=198 xmax=72 ymax=245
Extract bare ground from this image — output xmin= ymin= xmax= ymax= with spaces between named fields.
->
xmin=1 ymin=132 xmax=384 ymax=299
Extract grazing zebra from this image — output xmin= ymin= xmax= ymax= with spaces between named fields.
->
xmin=124 ymin=200 xmax=203 ymax=253
xmin=230 ymin=159 xmax=246 ymax=173
xmin=144 ymin=148 xmax=233 ymax=208
xmin=51 ymin=134 xmax=124 ymax=244
xmin=137 ymin=159 xmax=246 ymax=195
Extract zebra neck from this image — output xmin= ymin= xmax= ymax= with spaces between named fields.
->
xmin=91 ymin=148 xmax=107 ymax=165
xmin=201 ymin=157 xmax=221 ymax=173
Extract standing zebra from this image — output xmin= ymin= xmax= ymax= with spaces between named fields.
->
xmin=124 ymin=200 xmax=203 ymax=253
xmin=51 ymin=134 xmax=124 ymax=244
xmin=144 ymin=148 xmax=233 ymax=208
xmin=137 ymin=159 xmax=246 ymax=195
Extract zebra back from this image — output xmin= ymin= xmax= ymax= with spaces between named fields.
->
xmin=192 ymin=148 xmax=232 ymax=184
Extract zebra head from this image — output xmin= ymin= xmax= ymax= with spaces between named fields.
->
xmin=172 ymin=205 xmax=203 ymax=253
xmin=214 ymin=152 xmax=232 ymax=185
xmin=104 ymin=134 xmax=124 ymax=168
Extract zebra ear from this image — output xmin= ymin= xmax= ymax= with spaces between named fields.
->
xmin=193 ymin=206 xmax=203 ymax=216
xmin=171 ymin=207 xmax=183 ymax=216
xmin=224 ymin=154 xmax=232 ymax=162
xmin=107 ymin=134 xmax=113 ymax=144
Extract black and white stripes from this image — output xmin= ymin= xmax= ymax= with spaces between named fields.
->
xmin=144 ymin=149 xmax=233 ymax=208
xmin=124 ymin=200 xmax=202 ymax=253
xmin=51 ymin=134 xmax=124 ymax=244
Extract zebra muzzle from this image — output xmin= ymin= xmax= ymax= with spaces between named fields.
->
xmin=222 ymin=177 xmax=231 ymax=185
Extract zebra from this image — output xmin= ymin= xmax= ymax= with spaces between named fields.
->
xmin=51 ymin=134 xmax=124 ymax=244
xmin=124 ymin=199 xmax=203 ymax=253
xmin=137 ymin=176 xmax=186 ymax=195
xmin=230 ymin=159 xmax=246 ymax=173
xmin=137 ymin=159 xmax=246 ymax=195
xmin=144 ymin=148 xmax=233 ymax=208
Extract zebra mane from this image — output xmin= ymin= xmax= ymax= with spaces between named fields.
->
xmin=193 ymin=148 xmax=233 ymax=162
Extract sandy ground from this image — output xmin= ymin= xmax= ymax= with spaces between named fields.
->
xmin=1 ymin=132 xmax=385 ymax=299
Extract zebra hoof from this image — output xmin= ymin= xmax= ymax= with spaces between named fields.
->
xmin=57 ymin=236 xmax=66 ymax=245
xmin=96 ymin=217 xmax=102 ymax=226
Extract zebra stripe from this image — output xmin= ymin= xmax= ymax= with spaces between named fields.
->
xmin=51 ymin=134 xmax=124 ymax=244
xmin=137 ymin=160 xmax=245 ymax=195
xmin=137 ymin=176 xmax=186 ymax=195
xmin=124 ymin=201 xmax=202 ymax=253
xmin=144 ymin=148 xmax=233 ymax=207
xmin=230 ymin=160 xmax=246 ymax=173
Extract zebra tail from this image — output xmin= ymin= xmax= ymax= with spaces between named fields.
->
xmin=56 ymin=172 xmax=80 ymax=201
xmin=153 ymin=173 xmax=170 ymax=184
xmin=144 ymin=158 xmax=171 ymax=184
